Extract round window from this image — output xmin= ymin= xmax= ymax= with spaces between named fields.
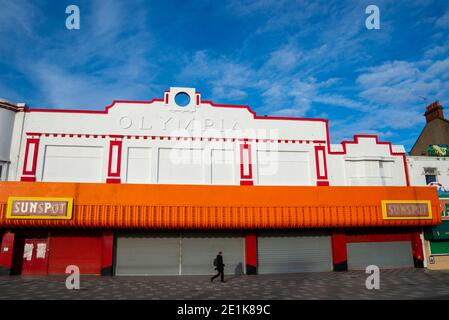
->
xmin=175 ymin=92 xmax=191 ymax=107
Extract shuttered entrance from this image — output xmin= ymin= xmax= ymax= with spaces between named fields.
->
xmin=347 ymin=241 xmax=414 ymax=270
xmin=115 ymin=232 xmax=180 ymax=276
xmin=258 ymin=232 xmax=332 ymax=274
xmin=115 ymin=232 xmax=244 ymax=276
xmin=181 ymin=233 xmax=244 ymax=275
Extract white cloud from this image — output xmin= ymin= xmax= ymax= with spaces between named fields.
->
xmin=435 ymin=11 xmax=449 ymax=29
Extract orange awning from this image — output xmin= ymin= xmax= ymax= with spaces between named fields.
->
xmin=0 ymin=182 xmax=441 ymax=229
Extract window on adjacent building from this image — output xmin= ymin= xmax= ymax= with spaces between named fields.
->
xmin=444 ymin=204 xmax=449 ymax=218
xmin=0 ymin=162 xmax=6 ymax=181
xmin=424 ymin=167 xmax=438 ymax=185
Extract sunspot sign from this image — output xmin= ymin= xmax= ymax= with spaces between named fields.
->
xmin=6 ymin=197 xmax=73 ymax=220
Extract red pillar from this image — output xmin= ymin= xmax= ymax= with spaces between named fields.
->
xmin=331 ymin=231 xmax=347 ymax=271
xmin=240 ymin=143 xmax=254 ymax=186
xmin=245 ymin=234 xmax=257 ymax=275
xmin=412 ymin=231 xmax=424 ymax=268
xmin=106 ymin=136 xmax=123 ymax=184
xmin=101 ymin=231 xmax=114 ymax=276
xmin=21 ymin=133 xmax=41 ymax=182
xmin=315 ymin=145 xmax=329 ymax=186
xmin=0 ymin=231 xmax=15 ymax=275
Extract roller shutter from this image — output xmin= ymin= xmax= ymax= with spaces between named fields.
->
xmin=258 ymin=232 xmax=332 ymax=274
xmin=347 ymin=241 xmax=414 ymax=270
xmin=115 ymin=232 xmax=180 ymax=276
xmin=115 ymin=232 xmax=244 ymax=276
xmin=181 ymin=233 xmax=244 ymax=275
xmin=48 ymin=231 xmax=103 ymax=275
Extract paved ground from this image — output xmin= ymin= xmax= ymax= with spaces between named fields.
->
xmin=1 ymin=269 xmax=449 ymax=299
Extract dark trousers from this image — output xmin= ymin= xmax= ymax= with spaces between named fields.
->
xmin=211 ymin=268 xmax=224 ymax=282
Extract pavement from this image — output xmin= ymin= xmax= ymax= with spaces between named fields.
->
xmin=1 ymin=269 xmax=449 ymax=300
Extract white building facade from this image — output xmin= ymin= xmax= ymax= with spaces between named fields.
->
xmin=0 ymin=87 xmax=440 ymax=276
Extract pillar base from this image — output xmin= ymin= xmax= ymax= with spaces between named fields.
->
xmin=333 ymin=261 xmax=348 ymax=272
xmin=246 ymin=265 xmax=257 ymax=275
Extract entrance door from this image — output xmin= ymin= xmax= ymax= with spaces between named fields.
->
xmin=21 ymin=239 xmax=49 ymax=276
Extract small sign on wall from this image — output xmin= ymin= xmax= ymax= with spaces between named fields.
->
xmin=381 ymin=200 xmax=432 ymax=220
xmin=6 ymin=197 xmax=73 ymax=220
xmin=429 ymin=255 xmax=435 ymax=264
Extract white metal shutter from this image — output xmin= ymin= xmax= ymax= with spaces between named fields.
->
xmin=115 ymin=232 xmax=180 ymax=275
xmin=258 ymin=232 xmax=332 ymax=274
xmin=181 ymin=233 xmax=245 ymax=276
xmin=347 ymin=241 xmax=414 ymax=270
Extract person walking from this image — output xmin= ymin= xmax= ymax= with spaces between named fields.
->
xmin=211 ymin=251 xmax=225 ymax=283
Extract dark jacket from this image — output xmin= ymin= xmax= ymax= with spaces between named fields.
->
xmin=216 ymin=255 xmax=224 ymax=271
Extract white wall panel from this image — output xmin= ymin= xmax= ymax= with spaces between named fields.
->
xmin=42 ymin=145 xmax=103 ymax=182
xmin=126 ymin=147 xmax=152 ymax=183
xmin=257 ymin=151 xmax=310 ymax=185
xmin=211 ymin=149 xmax=235 ymax=185
xmin=158 ymin=148 xmax=205 ymax=184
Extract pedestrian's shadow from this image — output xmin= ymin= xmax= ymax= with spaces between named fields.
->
xmin=225 ymin=262 xmax=244 ymax=282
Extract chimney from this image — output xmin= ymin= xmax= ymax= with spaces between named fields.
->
xmin=424 ymin=101 xmax=444 ymax=123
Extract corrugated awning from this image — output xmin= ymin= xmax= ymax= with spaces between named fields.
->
xmin=0 ymin=182 xmax=441 ymax=229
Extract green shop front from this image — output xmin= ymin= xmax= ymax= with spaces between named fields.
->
xmin=424 ymin=190 xmax=449 ymax=269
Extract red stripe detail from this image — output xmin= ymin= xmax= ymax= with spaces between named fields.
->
xmin=240 ymin=180 xmax=254 ymax=186
xmin=239 ymin=144 xmax=253 ymax=180
xmin=107 ymin=140 xmax=122 ymax=180
xmin=245 ymin=234 xmax=257 ymax=267
xmin=314 ymin=145 xmax=328 ymax=180
xmin=106 ymin=178 xmax=121 ymax=184
xmin=22 ymin=137 xmax=40 ymax=177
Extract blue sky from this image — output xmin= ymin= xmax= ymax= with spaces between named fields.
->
xmin=1 ymin=0 xmax=449 ymax=151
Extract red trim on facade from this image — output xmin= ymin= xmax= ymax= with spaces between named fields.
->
xmin=314 ymin=146 xmax=328 ymax=180
xmin=245 ymin=234 xmax=257 ymax=274
xmin=326 ymin=132 xmax=410 ymax=186
xmin=203 ymin=100 xmax=328 ymax=123
xmin=331 ymin=231 xmax=347 ymax=267
xmin=21 ymin=136 xmax=40 ymax=181
xmin=20 ymin=176 xmax=36 ymax=182
xmin=106 ymin=178 xmax=121 ymax=184
xmin=107 ymin=138 xmax=122 ymax=183
xmin=411 ymin=232 xmax=424 ymax=262
xmin=239 ymin=144 xmax=253 ymax=180
xmin=240 ymin=180 xmax=254 ymax=186
xmin=316 ymin=181 xmax=330 ymax=186
xmin=25 ymin=98 xmax=165 ymax=114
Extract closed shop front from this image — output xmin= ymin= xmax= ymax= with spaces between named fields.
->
xmin=115 ymin=232 xmax=244 ymax=276
xmin=424 ymin=219 xmax=449 ymax=270
xmin=347 ymin=241 xmax=414 ymax=270
xmin=115 ymin=233 xmax=180 ymax=276
xmin=257 ymin=232 xmax=332 ymax=274
xmin=47 ymin=231 xmax=103 ymax=275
